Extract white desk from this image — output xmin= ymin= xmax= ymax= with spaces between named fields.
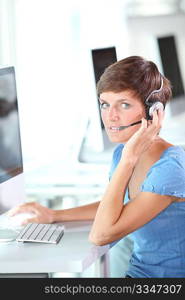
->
xmin=0 ymin=221 xmax=110 ymax=277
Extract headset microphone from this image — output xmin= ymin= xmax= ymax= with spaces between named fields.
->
xmin=119 ymin=120 xmax=142 ymax=130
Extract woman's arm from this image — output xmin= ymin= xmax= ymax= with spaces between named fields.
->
xmin=89 ymin=156 xmax=135 ymax=245
xmin=89 ymin=159 xmax=135 ymax=242
xmin=8 ymin=200 xmax=100 ymax=225
xmin=53 ymin=201 xmax=100 ymax=222
xmin=89 ymin=178 xmax=176 ymax=246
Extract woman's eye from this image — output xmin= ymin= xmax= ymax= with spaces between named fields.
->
xmin=100 ymin=102 xmax=109 ymax=109
xmin=121 ymin=103 xmax=130 ymax=109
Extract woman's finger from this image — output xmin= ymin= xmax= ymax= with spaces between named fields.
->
xmin=147 ymin=110 xmax=161 ymax=135
xmin=138 ymin=117 xmax=147 ymax=132
xmin=157 ymin=108 xmax=164 ymax=125
xmin=151 ymin=110 xmax=158 ymax=127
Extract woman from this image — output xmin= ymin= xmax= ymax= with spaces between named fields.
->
xmin=9 ymin=56 xmax=185 ymax=277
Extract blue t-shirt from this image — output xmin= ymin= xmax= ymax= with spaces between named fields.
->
xmin=109 ymin=144 xmax=185 ymax=278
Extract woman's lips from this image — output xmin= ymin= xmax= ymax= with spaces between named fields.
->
xmin=108 ymin=126 xmax=122 ymax=132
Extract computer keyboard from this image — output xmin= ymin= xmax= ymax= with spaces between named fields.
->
xmin=16 ymin=223 xmax=65 ymax=244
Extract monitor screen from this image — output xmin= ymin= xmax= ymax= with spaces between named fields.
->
xmin=0 ymin=67 xmax=23 ymax=184
xmin=157 ymin=35 xmax=185 ymax=99
xmin=91 ymin=47 xmax=117 ymax=129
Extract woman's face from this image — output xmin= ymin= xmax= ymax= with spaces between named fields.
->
xmin=99 ymin=90 xmax=145 ymax=143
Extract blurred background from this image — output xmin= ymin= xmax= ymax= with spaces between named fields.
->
xmin=1 ymin=0 xmax=185 ymax=277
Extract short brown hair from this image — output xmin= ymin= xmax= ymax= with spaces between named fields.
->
xmin=97 ymin=56 xmax=172 ymax=108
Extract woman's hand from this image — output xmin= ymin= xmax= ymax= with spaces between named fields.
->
xmin=7 ymin=202 xmax=55 ymax=225
xmin=121 ymin=109 xmax=164 ymax=165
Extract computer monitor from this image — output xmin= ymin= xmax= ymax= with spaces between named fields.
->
xmin=157 ymin=35 xmax=185 ymax=117
xmin=91 ymin=47 xmax=117 ymax=130
xmin=0 ymin=66 xmax=25 ymax=214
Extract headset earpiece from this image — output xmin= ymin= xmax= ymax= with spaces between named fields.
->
xmin=149 ymin=101 xmax=164 ymax=118
xmin=145 ymin=77 xmax=164 ymax=120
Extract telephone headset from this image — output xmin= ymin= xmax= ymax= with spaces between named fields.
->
xmin=118 ymin=76 xmax=164 ymax=131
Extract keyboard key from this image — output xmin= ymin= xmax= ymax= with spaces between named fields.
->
xmin=18 ymin=223 xmax=33 ymax=239
xmin=43 ymin=225 xmax=58 ymax=241
xmin=36 ymin=224 xmax=52 ymax=241
xmin=28 ymin=224 xmax=46 ymax=240
xmin=20 ymin=223 xmax=39 ymax=240
xmin=49 ymin=226 xmax=64 ymax=243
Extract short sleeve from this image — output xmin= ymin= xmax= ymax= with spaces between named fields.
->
xmin=108 ymin=144 xmax=124 ymax=180
xmin=141 ymin=148 xmax=185 ymax=198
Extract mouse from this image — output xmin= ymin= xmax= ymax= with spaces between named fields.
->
xmin=0 ymin=212 xmax=36 ymax=229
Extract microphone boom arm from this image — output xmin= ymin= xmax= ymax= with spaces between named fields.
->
xmin=119 ymin=120 xmax=142 ymax=130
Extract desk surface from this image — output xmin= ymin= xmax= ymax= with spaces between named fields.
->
xmin=0 ymin=221 xmax=109 ymax=274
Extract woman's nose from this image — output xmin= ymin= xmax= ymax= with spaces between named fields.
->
xmin=108 ymin=107 xmax=119 ymax=121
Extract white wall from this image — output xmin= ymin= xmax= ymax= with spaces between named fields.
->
xmin=0 ymin=0 xmax=16 ymax=65
xmin=11 ymin=0 xmax=101 ymax=169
